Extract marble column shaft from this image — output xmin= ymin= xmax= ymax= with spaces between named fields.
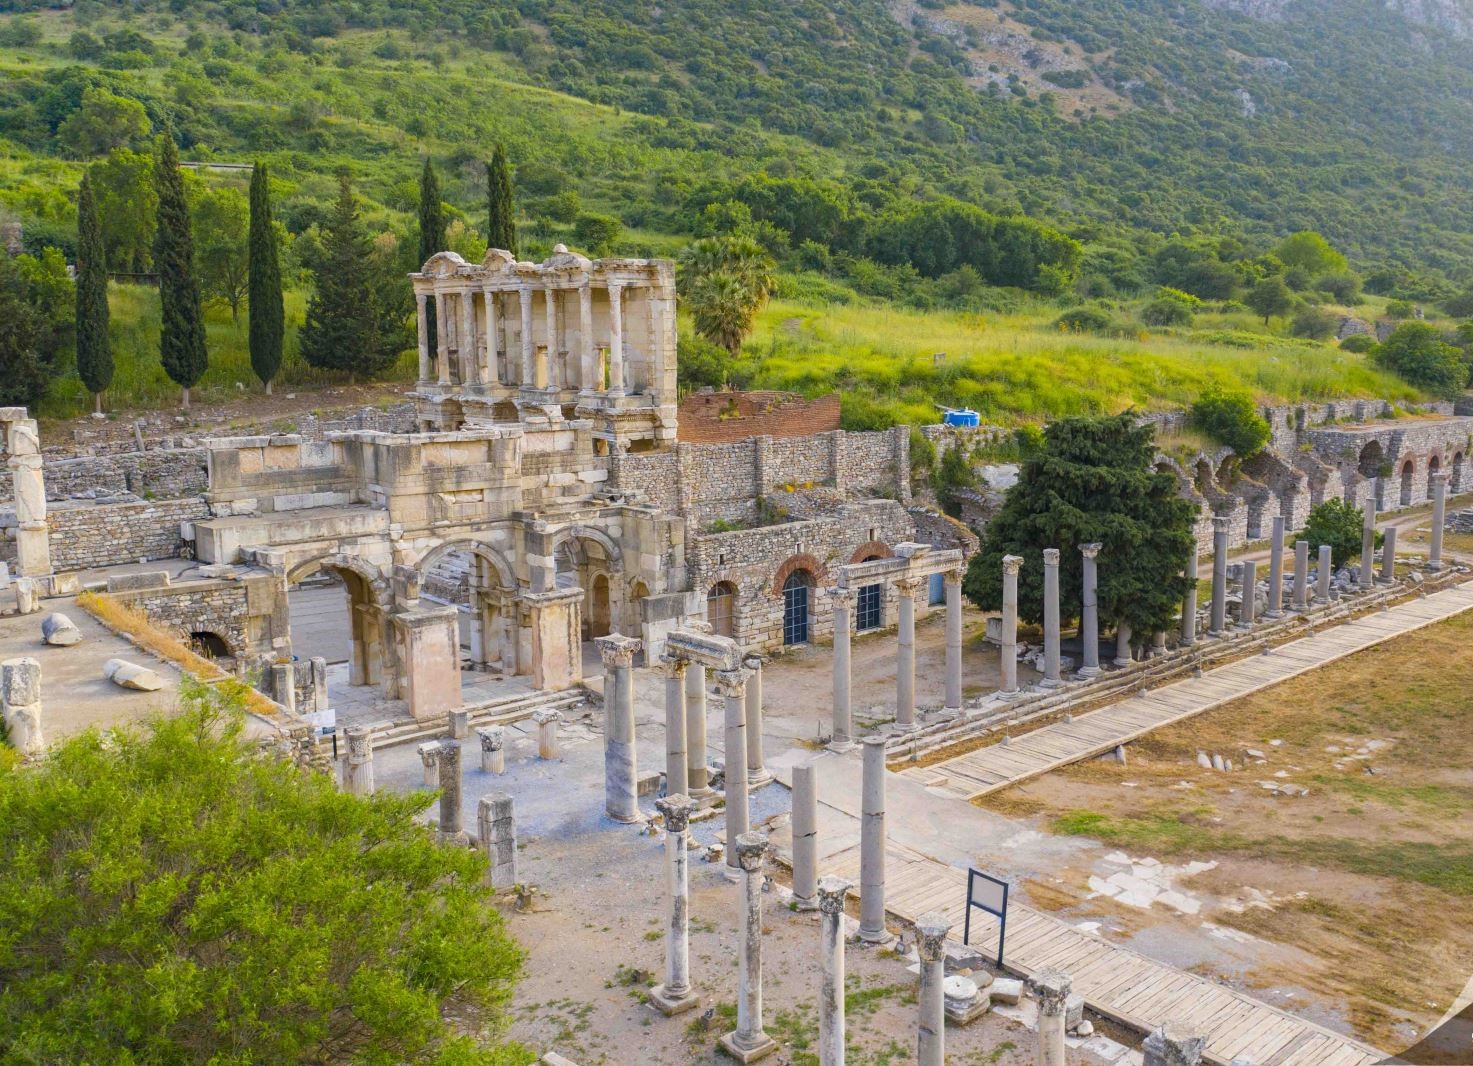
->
xmin=460 ymin=288 xmax=476 ymax=382
xmin=1000 ymin=556 xmax=1023 ymax=693
xmin=1032 ymin=968 xmax=1072 ymax=1066
xmin=792 ymin=762 xmax=819 ymax=910
xmin=479 ymin=791 xmax=517 ymax=889
xmin=481 ymin=285 xmax=498 ymax=383
xmin=1430 ymin=471 xmax=1447 ymax=571
xmin=652 ymin=795 xmax=698 ymax=1014
xmin=518 ymin=285 xmax=534 ymax=384
xmin=1381 ymin=525 xmax=1397 ymax=582
xmin=1210 ymin=516 xmax=1230 ymax=636
xmin=1042 ymin=549 xmax=1062 ymax=685
xmin=895 ymin=578 xmax=920 ymax=727
xmin=1360 ymin=503 xmax=1377 ymax=589
xmin=478 ymin=725 xmax=506 ymax=774
xmin=435 ymin=738 xmax=462 ymax=837
xmin=1293 ymin=540 xmax=1310 ymax=610
xmin=415 ymin=293 xmax=430 ymax=381
xmin=663 ymin=658 xmax=688 ymax=799
xmin=817 ymin=876 xmax=852 ymax=1066
xmin=434 ymin=292 xmax=450 ymax=383
xmin=743 ymin=654 xmax=768 ymax=784
xmin=858 ymin=736 xmax=888 ymax=943
xmin=944 ymin=569 xmax=964 ymax=711
xmin=720 ymin=668 xmax=751 ymax=870
xmin=829 ymin=588 xmax=855 ymax=749
xmin=724 ymin=833 xmax=776 ymax=1060
xmin=1079 ymin=544 xmax=1101 ymax=677
xmin=915 ymin=913 xmax=951 ymax=1066
xmin=1114 ymin=622 xmax=1133 ymax=666
xmin=607 ymin=282 xmax=625 ymax=392
xmin=1 ymin=656 xmax=43 ymax=756
xmin=1239 ymin=559 xmax=1257 ymax=627
xmin=1265 ymin=515 xmax=1285 ymax=618
xmin=544 ymin=284 xmax=559 ymax=386
xmin=686 ymin=663 xmax=711 ymax=795
xmin=600 ymin=636 xmax=641 ymax=823
xmin=341 ymin=725 xmax=375 ymax=795
xmin=1316 ymin=545 xmax=1332 ymax=603
xmin=579 ymin=282 xmax=595 ymax=389
xmin=1181 ymin=545 xmax=1198 ymax=645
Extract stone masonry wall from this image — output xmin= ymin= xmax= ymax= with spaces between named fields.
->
xmin=0 ymin=498 xmax=212 ymax=572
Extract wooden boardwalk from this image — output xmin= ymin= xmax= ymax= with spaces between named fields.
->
xmin=825 ymin=841 xmax=1386 ymax=1066
xmin=902 ymin=580 xmax=1473 ymax=800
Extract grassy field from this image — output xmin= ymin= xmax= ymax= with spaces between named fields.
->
xmin=744 ymin=295 xmax=1424 ymax=429
xmin=981 ymin=610 xmax=1473 ymax=1048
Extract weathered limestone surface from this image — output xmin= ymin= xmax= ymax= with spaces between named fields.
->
xmin=103 ymin=657 xmax=163 ymax=692
xmin=649 ymin=794 xmax=698 ymax=1016
xmin=858 ymin=736 xmax=889 ymax=944
xmin=914 ymin=912 xmax=950 ymax=1066
xmin=340 ymin=725 xmax=375 ymax=796
xmin=720 ymin=832 xmax=778 ymax=1063
xmin=791 ymin=762 xmax=819 ymax=911
xmin=40 ymin=612 xmax=81 ymax=646
xmin=478 ymin=725 xmax=506 ymax=774
xmin=817 ymin=876 xmax=851 ymax=1066
xmin=479 ymin=790 xmax=517 ymax=890
xmin=1031 ymin=968 xmax=1072 ymax=1066
xmin=1143 ymin=1021 xmax=1206 ymax=1066
xmin=1 ymin=656 xmax=43 ymax=755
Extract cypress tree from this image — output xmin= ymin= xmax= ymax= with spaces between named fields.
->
xmin=486 ymin=143 xmax=517 ymax=257
xmin=153 ymin=132 xmax=207 ymax=410
xmin=417 ymin=158 xmax=445 ymax=361
xmin=300 ymin=172 xmax=376 ymax=382
xmin=75 ymin=168 xmax=113 ymax=415
xmin=247 ymin=162 xmax=283 ymax=394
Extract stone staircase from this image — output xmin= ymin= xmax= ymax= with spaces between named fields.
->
xmin=364 ymin=686 xmax=587 ymax=751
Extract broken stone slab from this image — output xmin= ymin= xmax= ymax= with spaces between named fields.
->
xmin=990 ymin=977 xmax=1024 ymax=1005
xmin=105 ymin=571 xmax=172 ymax=593
xmin=1065 ymin=991 xmax=1085 ymax=1031
xmin=40 ymin=612 xmax=81 ymax=646
xmin=103 ymin=657 xmax=164 ymax=692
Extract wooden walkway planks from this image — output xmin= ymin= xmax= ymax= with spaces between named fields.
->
xmin=903 ymin=581 xmax=1473 ymax=800
xmin=838 ymin=841 xmax=1386 ymax=1066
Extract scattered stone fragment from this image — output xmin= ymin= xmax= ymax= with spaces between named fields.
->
xmin=1074 ymin=1020 xmax=1094 ymax=1037
xmin=103 ymin=657 xmax=163 ymax=691
xmin=1196 ymin=751 xmax=1211 ymax=769
xmin=40 ymin=612 xmax=81 ymax=646
xmin=990 ymin=977 xmax=1023 ymax=1005
xmin=1244 ymin=748 xmax=1265 ymax=760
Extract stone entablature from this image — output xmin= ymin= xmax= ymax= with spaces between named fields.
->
xmin=409 ymin=246 xmax=677 ymax=451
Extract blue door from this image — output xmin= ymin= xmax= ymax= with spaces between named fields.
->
xmin=857 ymin=583 xmax=883 ymax=631
xmin=783 ymin=571 xmax=811 ymax=645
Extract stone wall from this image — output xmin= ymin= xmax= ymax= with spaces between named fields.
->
xmin=0 ymin=448 xmax=210 ymax=503
xmin=686 ymin=499 xmax=915 ymax=650
xmin=104 ymin=570 xmax=287 ymax=667
xmin=677 ymin=390 xmax=841 ymax=444
xmin=0 ymin=497 xmax=211 ymax=573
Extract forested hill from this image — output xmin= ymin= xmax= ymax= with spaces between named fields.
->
xmin=3 ymin=0 xmax=1473 ymax=278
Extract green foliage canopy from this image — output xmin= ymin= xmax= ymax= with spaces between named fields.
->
xmin=963 ymin=413 xmax=1198 ymax=639
xmin=1301 ymin=497 xmax=1373 ymax=565
xmin=1372 ymin=322 xmax=1467 ymax=399
xmin=1189 ymin=386 xmax=1270 ymax=457
xmin=248 ymin=162 xmax=284 ymax=390
xmin=153 ymin=131 xmax=208 ymax=402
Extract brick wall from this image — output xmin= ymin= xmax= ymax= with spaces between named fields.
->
xmin=677 ymin=391 xmax=841 ymax=444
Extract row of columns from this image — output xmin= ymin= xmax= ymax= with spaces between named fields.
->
xmin=416 ymin=280 xmax=630 ymax=394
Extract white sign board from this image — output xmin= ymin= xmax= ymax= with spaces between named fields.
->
xmin=303 ymin=707 xmax=336 ymax=734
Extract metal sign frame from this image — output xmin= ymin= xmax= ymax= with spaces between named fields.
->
xmin=961 ymin=868 xmax=1010 ymax=968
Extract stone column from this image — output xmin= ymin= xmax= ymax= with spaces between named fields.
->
xmin=1041 ymin=549 xmax=1062 ymax=686
xmin=1181 ymin=545 xmax=1198 ymax=646
xmin=828 ymin=587 xmax=855 ymax=750
xmin=1114 ymin=622 xmax=1133 ymax=666
xmin=479 ymin=791 xmax=517 ymax=889
xmin=792 ymin=762 xmax=819 ymax=910
xmin=718 ymin=667 xmax=751 ymax=871
xmin=1000 ymin=556 xmax=1023 ymax=694
xmin=1360 ymin=501 xmax=1376 ymax=590
xmin=418 ymin=741 xmax=440 ymax=788
xmin=1429 ymin=471 xmax=1447 ymax=571
xmin=650 ymin=794 xmax=700 ymax=1016
xmin=460 ymin=288 xmax=477 ymax=383
xmin=1265 ymin=515 xmax=1285 ymax=618
xmin=915 ymin=912 xmax=951 ymax=1066
xmin=944 ymin=568 xmax=964 ymax=711
xmin=1238 ymin=559 xmax=1257 ymax=628
xmin=686 ymin=663 xmax=712 ymax=796
xmin=607 ymin=281 xmax=626 ymax=394
xmin=340 ymin=725 xmax=375 ymax=795
xmin=544 ymin=283 xmax=559 ymax=387
xmin=1293 ymin=540 xmax=1310 ymax=610
xmin=1381 ymin=525 xmax=1397 ymax=583
xmin=1 ymin=657 xmax=43 ymax=756
xmin=450 ymin=708 xmax=470 ymax=740
xmin=1316 ymin=545 xmax=1332 ymax=604
xmin=1078 ymin=543 xmax=1102 ymax=677
xmin=858 ymin=736 xmax=890 ymax=944
xmin=1032 ymin=967 xmax=1072 ymax=1066
xmin=660 ymin=656 xmax=689 ymax=798
xmin=481 ymin=285 xmax=499 ymax=384
xmin=598 ymin=635 xmax=642 ymax=824
xmin=477 ymin=725 xmax=506 ymax=774
xmin=817 ymin=876 xmax=852 ymax=1066
xmin=518 ymin=284 xmax=534 ymax=385
xmin=533 ymin=707 xmax=562 ymax=759
xmin=1209 ymin=515 xmax=1230 ymax=637
xmin=742 ymin=654 xmax=770 ymax=786
xmin=895 ymin=577 xmax=921 ymax=727
xmin=579 ymin=281 xmax=595 ymax=391
xmin=1143 ymin=1022 xmax=1206 ymax=1066
xmin=434 ymin=289 xmax=450 ymax=384
xmin=415 ymin=292 xmax=430 ymax=382
xmin=8 ymin=420 xmax=49 ymax=581
xmin=532 ymin=344 xmax=549 ymax=390
xmin=720 ymin=832 xmax=778 ymax=1064
xmin=434 ymin=738 xmax=463 ymax=840
xmin=1152 ymin=630 xmax=1167 ymax=657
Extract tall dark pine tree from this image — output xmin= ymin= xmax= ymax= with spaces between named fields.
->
xmin=486 ymin=143 xmax=517 ymax=256
xmin=247 ymin=163 xmax=283 ymax=395
xmin=75 ymin=168 xmax=112 ymax=415
xmin=153 ymin=132 xmax=207 ymax=410
xmin=300 ymin=172 xmax=377 ymax=382
xmin=417 ymin=158 xmax=444 ymax=365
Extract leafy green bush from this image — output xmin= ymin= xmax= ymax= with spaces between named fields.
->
xmin=1141 ymin=298 xmax=1193 ymax=327
xmin=1053 ymin=305 xmax=1114 ymax=334
xmin=1372 ymin=322 xmax=1468 ymax=399
xmin=1339 ymin=332 xmax=1377 ymax=353
xmin=1386 ymin=300 xmax=1417 ymax=320
xmin=1190 ymin=386 xmax=1271 ymax=457
xmin=1290 ymin=307 xmax=1338 ymax=340
xmin=1302 ymin=497 xmax=1377 ymax=565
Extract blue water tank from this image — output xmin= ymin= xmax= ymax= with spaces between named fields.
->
xmin=943 ymin=408 xmax=980 ymax=427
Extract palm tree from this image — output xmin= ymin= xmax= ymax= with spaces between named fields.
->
xmin=677 ymin=235 xmax=776 ymax=304
xmin=687 ymin=271 xmax=759 ymax=358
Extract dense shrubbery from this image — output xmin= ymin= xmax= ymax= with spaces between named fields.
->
xmin=1372 ymin=322 xmax=1468 ymax=399
xmin=1302 ymin=498 xmax=1377 ymax=565
xmin=1190 ymin=386 xmax=1271 ymax=458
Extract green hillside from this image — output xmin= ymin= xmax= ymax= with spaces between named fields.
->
xmin=1 ymin=0 xmax=1471 ymax=423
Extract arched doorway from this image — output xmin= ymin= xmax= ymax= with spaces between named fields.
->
xmin=588 ymin=573 xmax=612 ymax=639
xmin=286 ymin=557 xmax=390 ymax=699
xmin=1400 ymin=459 xmax=1415 ymax=506
xmin=190 ymin=631 xmax=232 ymax=661
xmin=783 ymin=569 xmax=814 ymax=646
xmin=707 ymin=581 xmax=736 ymax=637
xmin=1428 ymin=455 xmax=1441 ymax=498
xmin=1454 ymin=452 xmax=1465 ymax=493
xmin=419 ymin=540 xmax=518 ymax=676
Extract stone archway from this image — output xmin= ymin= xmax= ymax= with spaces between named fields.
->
xmin=1400 ymin=458 xmax=1416 ymax=507
xmin=286 ymin=554 xmax=392 ymax=692
xmin=1428 ymin=454 xmax=1442 ymax=499
xmin=417 ymin=538 xmax=520 ymax=675
xmin=551 ymin=526 xmax=624 ymax=656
